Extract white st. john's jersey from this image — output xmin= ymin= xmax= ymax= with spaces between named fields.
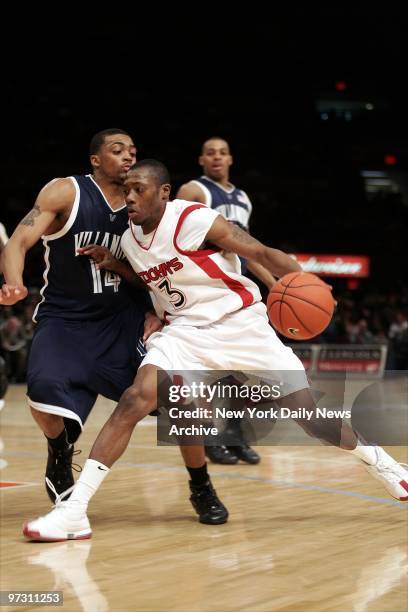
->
xmin=121 ymin=200 xmax=261 ymax=326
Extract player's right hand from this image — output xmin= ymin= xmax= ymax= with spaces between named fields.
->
xmin=143 ymin=311 xmax=163 ymax=341
xmin=77 ymin=244 xmax=117 ymax=271
xmin=0 ymin=284 xmax=28 ymax=305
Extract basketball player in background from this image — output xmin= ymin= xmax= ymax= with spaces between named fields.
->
xmin=177 ymin=137 xmax=276 ymax=465
xmin=0 ymin=133 xmax=228 ymax=525
xmin=0 ymin=222 xmax=9 ymax=410
xmin=22 ymin=160 xmax=408 ymax=541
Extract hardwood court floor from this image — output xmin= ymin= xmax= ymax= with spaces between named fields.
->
xmin=0 ymin=385 xmax=407 ymax=611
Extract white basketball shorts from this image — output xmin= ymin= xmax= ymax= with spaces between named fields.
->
xmin=140 ymin=303 xmax=309 ymax=398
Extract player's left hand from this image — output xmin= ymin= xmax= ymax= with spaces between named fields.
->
xmin=77 ymin=245 xmax=116 ymax=271
xmin=0 ymin=284 xmax=28 ymax=305
xmin=143 ymin=311 xmax=163 ymax=341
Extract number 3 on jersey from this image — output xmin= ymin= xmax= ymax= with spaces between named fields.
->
xmin=157 ymin=278 xmax=186 ymax=308
xmin=90 ymin=260 xmax=121 ymax=293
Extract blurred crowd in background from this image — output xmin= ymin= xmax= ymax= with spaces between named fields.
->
xmin=1 ymin=282 xmax=407 ymax=383
xmin=0 ymin=290 xmax=37 ymax=383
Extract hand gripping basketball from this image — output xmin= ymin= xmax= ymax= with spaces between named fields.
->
xmin=267 ymin=272 xmax=335 ymax=340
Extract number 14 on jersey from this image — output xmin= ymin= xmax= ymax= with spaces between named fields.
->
xmin=90 ymin=260 xmax=121 ymax=293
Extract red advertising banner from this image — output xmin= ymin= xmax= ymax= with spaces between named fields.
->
xmin=317 ymin=347 xmax=383 ymax=375
xmin=291 ymin=254 xmax=370 ymax=277
xmin=289 ymin=344 xmax=387 ymax=377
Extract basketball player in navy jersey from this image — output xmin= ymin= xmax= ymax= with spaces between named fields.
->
xmin=0 ymin=129 xmax=154 ymax=501
xmin=177 ymin=137 xmax=275 ymax=465
xmin=0 ymin=131 xmax=227 ymax=525
xmin=177 ymin=137 xmax=275 ymax=286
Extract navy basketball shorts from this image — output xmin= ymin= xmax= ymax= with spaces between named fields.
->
xmin=27 ymin=308 xmax=146 ymax=443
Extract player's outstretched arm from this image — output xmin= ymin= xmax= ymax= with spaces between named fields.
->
xmin=0 ymin=178 xmax=74 ymax=306
xmin=246 ymin=259 xmax=277 ymax=289
xmin=206 ymin=215 xmax=301 ymax=279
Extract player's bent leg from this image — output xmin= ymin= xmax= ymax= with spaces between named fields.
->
xmin=90 ymin=364 xmax=158 ymax=466
xmin=278 ymin=387 xmax=360 ymax=449
xmin=23 ymin=365 xmax=159 ymax=542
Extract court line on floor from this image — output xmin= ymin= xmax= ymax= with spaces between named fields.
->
xmin=1 ymin=450 xmax=407 ymax=508
xmin=4 ymin=443 xmax=406 ymax=467
xmin=0 ymin=481 xmax=38 ymax=490
xmin=117 ymin=461 xmax=408 ymax=509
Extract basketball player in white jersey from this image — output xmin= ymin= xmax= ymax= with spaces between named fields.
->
xmin=23 ymin=159 xmax=408 ymax=541
xmin=177 ymin=137 xmax=275 ymax=465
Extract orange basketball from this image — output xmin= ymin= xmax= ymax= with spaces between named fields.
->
xmin=267 ymin=271 xmax=335 ymax=340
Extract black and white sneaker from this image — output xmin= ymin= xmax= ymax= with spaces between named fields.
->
xmin=189 ymin=480 xmax=229 ymax=525
xmin=205 ymin=445 xmax=238 ymax=465
xmin=45 ymin=443 xmax=80 ymax=503
xmin=228 ymin=444 xmax=261 ymax=465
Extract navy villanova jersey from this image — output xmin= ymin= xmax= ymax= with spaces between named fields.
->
xmin=192 ymin=176 xmax=253 ymax=230
xmin=33 ymin=174 xmax=149 ymax=322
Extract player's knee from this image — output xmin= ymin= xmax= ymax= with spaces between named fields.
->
xmin=30 ymin=405 xmax=61 ymax=427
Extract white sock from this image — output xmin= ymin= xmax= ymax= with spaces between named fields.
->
xmin=349 ymin=439 xmax=379 ymax=465
xmin=70 ymin=459 xmax=110 ymax=505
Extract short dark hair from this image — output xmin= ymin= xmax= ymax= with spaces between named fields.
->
xmin=89 ymin=128 xmax=130 ymax=155
xmin=129 ymin=159 xmax=170 ymax=186
xmin=201 ymin=136 xmax=230 ymax=154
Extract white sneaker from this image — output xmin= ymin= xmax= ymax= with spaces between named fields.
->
xmin=23 ymin=500 xmax=92 ymax=542
xmin=365 ymin=447 xmax=408 ymax=501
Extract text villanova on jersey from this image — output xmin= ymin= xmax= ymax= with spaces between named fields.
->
xmin=74 ymin=231 xmax=126 ymax=260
